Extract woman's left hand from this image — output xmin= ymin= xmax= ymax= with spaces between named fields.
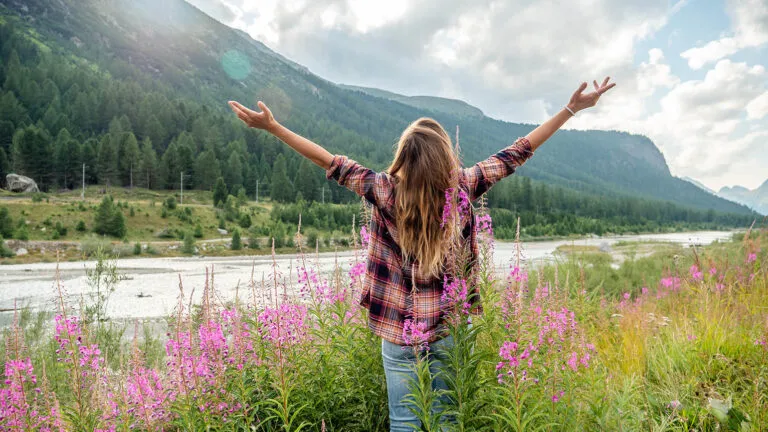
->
xmin=567 ymin=77 xmax=616 ymax=113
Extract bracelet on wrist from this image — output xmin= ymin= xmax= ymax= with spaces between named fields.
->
xmin=564 ymin=105 xmax=576 ymax=116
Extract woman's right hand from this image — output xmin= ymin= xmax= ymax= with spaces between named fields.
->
xmin=228 ymin=100 xmax=277 ymax=131
xmin=567 ymin=77 xmax=616 ymax=113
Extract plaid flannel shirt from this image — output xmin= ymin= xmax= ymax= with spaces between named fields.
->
xmin=326 ymin=137 xmax=534 ymax=345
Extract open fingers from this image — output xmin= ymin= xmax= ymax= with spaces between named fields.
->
xmin=602 ymin=76 xmax=610 ymax=88
xmin=256 ymin=101 xmax=272 ymax=117
xmin=598 ymin=82 xmax=616 ymax=95
xmin=572 ymin=82 xmax=588 ymax=99
xmin=229 ymin=100 xmax=259 ymax=117
xmin=593 ymin=80 xmax=599 ymax=91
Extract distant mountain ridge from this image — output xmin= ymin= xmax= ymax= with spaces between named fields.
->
xmin=340 ymin=85 xmax=485 ymax=118
xmin=0 ymin=0 xmax=757 ymax=219
xmin=719 ymin=180 xmax=768 ymax=215
xmin=680 ymin=176 xmax=716 ymax=195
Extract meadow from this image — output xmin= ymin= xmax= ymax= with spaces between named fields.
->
xmin=0 ymin=187 xmax=361 ymax=263
xmin=0 ymin=211 xmax=765 ymax=431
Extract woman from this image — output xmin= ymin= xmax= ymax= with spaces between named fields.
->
xmin=228 ymin=77 xmax=615 ymax=431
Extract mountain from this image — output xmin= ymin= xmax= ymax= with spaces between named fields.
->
xmin=681 ymin=176 xmax=716 ymax=195
xmin=719 ymin=180 xmax=768 ymax=215
xmin=339 ymin=85 xmax=485 ymax=118
xmin=0 ymin=0 xmax=757 ymax=227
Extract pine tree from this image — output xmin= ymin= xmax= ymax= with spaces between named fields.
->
xmin=213 ymin=177 xmax=228 ymax=207
xmin=54 ymin=128 xmax=80 ymax=189
xmin=0 ymin=148 xmax=8 ymax=187
xmin=194 ymin=149 xmax=221 ymax=191
xmin=120 ymin=132 xmax=140 ymax=188
xmin=0 ymin=120 xmax=15 ymax=154
xmin=96 ymin=134 xmax=118 ymax=187
xmin=294 ymin=158 xmax=320 ymax=202
xmin=81 ymin=138 xmax=98 ymax=185
xmin=138 ymin=138 xmax=157 ymax=189
xmin=224 ymin=151 xmax=244 ymax=192
xmin=11 ymin=125 xmax=53 ymax=190
xmin=231 ymin=228 xmax=242 ymax=250
xmin=93 ymin=196 xmax=126 ymax=238
xmin=270 ymin=154 xmax=294 ymax=203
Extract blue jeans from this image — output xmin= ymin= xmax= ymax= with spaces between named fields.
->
xmin=381 ymin=336 xmax=453 ymax=432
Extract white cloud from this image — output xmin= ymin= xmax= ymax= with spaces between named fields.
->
xmin=190 ymin=0 xmax=767 ymax=190
xmin=680 ymin=0 xmax=768 ymax=69
xmin=747 ymin=91 xmax=768 ymax=120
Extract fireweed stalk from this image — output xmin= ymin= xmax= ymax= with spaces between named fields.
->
xmin=0 ymin=306 xmax=63 ymax=431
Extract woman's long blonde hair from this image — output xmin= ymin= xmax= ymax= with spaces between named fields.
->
xmin=388 ymin=118 xmax=459 ymax=278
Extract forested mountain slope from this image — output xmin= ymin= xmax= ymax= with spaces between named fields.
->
xmin=0 ymin=0 xmax=757 ymax=233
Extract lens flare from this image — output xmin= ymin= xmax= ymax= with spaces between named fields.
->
xmin=221 ymin=50 xmax=251 ymax=80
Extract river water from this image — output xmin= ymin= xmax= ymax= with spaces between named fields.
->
xmin=0 ymin=231 xmax=735 ymax=325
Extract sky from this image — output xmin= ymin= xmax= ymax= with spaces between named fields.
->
xmin=187 ymin=0 xmax=768 ymax=191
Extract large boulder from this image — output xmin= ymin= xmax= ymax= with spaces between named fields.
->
xmin=6 ymin=174 xmax=39 ymax=193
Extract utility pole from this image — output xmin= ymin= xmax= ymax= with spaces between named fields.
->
xmin=81 ymin=163 xmax=86 ymax=200
xmin=255 ymin=180 xmax=259 ymax=203
xmin=322 ymin=186 xmax=325 ymax=204
xmin=180 ymin=172 xmax=184 ymax=205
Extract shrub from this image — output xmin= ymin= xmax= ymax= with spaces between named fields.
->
xmin=181 ymin=231 xmax=196 ymax=254
xmin=164 ymin=196 xmax=177 ymax=210
xmin=231 ymin=228 xmax=242 ymax=250
xmin=236 ymin=187 xmax=248 ymax=207
xmin=54 ymin=221 xmax=67 ymax=237
xmin=194 ymin=223 xmax=204 ymax=238
xmin=80 ymin=235 xmax=111 ymax=256
xmin=0 ymin=207 xmax=13 ymax=238
xmin=239 ymin=213 xmax=252 ymax=228
xmin=129 ymin=207 xmax=135 ymax=217
xmin=161 ymin=207 xmax=168 ymax=218
xmin=76 ymin=220 xmax=87 ymax=232
xmin=133 ymin=242 xmax=142 ymax=255
xmin=31 ymin=192 xmax=45 ymax=202
xmin=15 ymin=224 xmax=28 ymax=241
xmin=0 ymin=236 xmax=14 ymax=258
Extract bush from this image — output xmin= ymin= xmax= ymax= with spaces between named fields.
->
xmin=133 ymin=242 xmax=142 ymax=255
xmin=248 ymin=235 xmax=260 ymax=249
xmin=164 ymin=196 xmax=177 ymax=210
xmin=54 ymin=221 xmax=67 ymax=237
xmin=181 ymin=231 xmax=196 ymax=255
xmin=80 ymin=235 xmax=111 ymax=256
xmin=239 ymin=213 xmax=252 ymax=229
xmin=236 ymin=188 xmax=248 ymax=207
xmin=15 ymin=224 xmax=29 ymax=241
xmin=194 ymin=223 xmax=204 ymax=238
xmin=161 ymin=207 xmax=168 ymax=219
xmin=231 ymin=228 xmax=242 ymax=250
xmin=0 ymin=236 xmax=14 ymax=258
xmin=129 ymin=207 xmax=135 ymax=217
xmin=0 ymin=207 xmax=13 ymax=238
xmin=76 ymin=220 xmax=87 ymax=232
xmin=31 ymin=192 xmax=45 ymax=202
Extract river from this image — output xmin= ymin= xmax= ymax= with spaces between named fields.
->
xmin=0 ymin=230 xmax=736 ymax=326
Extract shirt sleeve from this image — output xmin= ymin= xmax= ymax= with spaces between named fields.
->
xmin=461 ymin=137 xmax=534 ymax=201
xmin=325 ymin=155 xmax=391 ymax=207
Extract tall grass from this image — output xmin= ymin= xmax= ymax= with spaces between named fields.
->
xmin=0 ymin=216 xmax=765 ymax=431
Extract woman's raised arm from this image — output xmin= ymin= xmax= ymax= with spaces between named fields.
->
xmin=526 ymin=77 xmax=616 ymax=150
xmin=228 ymin=100 xmax=334 ymax=170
